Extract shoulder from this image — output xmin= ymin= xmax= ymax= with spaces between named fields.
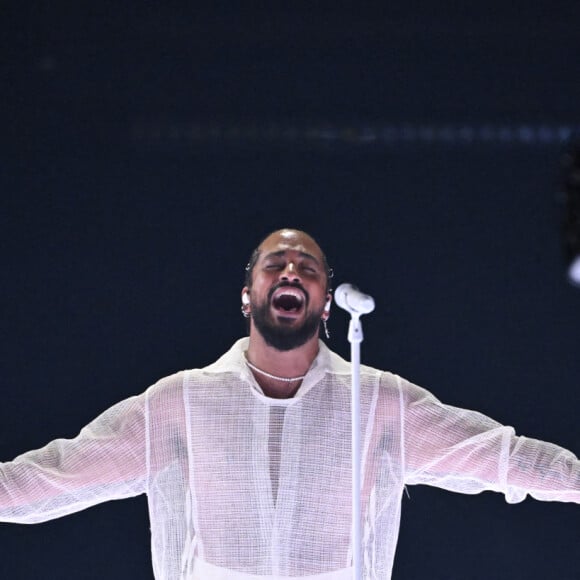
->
xmin=144 ymin=370 xmax=188 ymax=407
xmin=147 ymin=339 xmax=249 ymax=396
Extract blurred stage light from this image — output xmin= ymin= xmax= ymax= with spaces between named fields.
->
xmin=561 ymin=142 xmax=580 ymax=288
xmin=568 ymin=255 xmax=580 ymax=287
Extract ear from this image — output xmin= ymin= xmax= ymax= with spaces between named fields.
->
xmin=323 ymin=293 xmax=332 ymax=318
xmin=241 ymin=287 xmax=251 ymax=306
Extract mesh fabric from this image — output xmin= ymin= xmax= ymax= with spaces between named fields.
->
xmin=1 ymin=338 xmax=579 ymax=579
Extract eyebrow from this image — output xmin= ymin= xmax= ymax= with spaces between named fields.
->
xmin=262 ymin=250 xmax=321 ymax=265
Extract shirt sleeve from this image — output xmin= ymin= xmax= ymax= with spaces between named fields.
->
xmin=399 ymin=376 xmax=580 ymax=504
xmin=0 ymin=393 xmax=148 ymax=524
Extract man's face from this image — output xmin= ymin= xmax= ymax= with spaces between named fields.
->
xmin=243 ymin=230 xmax=330 ymax=351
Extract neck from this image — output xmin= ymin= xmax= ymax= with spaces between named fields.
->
xmin=245 ymin=327 xmax=320 ymax=398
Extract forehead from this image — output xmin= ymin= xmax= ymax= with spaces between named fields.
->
xmin=258 ymin=230 xmax=324 ymax=262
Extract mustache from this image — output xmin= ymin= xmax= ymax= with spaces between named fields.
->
xmin=267 ymin=281 xmax=309 ymax=303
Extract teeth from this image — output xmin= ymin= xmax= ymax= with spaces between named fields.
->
xmin=273 ymin=287 xmax=305 ymax=302
xmin=279 ymin=290 xmax=304 ymax=303
xmin=272 ymin=287 xmax=305 ymax=312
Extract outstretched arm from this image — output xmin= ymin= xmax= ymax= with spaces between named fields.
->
xmin=398 ymin=377 xmax=580 ymax=503
xmin=0 ymin=393 xmax=148 ymax=524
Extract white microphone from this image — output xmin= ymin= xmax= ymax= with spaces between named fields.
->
xmin=334 ymin=283 xmax=375 ymax=315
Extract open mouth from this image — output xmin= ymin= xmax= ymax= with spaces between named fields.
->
xmin=271 ymin=287 xmax=305 ymax=314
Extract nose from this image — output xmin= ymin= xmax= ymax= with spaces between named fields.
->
xmin=280 ymin=262 xmax=300 ymax=283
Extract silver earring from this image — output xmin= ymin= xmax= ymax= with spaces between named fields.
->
xmin=322 ymin=318 xmax=330 ymax=339
xmin=241 ymin=305 xmax=250 ymax=318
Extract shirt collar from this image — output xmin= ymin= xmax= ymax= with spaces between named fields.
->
xmin=204 ymin=337 xmax=346 ymax=400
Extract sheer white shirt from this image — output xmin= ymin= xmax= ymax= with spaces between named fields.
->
xmin=1 ymin=338 xmax=578 ymax=579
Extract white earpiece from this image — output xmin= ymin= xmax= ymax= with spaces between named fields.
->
xmin=324 ymin=299 xmax=331 ymax=313
xmin=242 ymin=292 xmax=250 ymax=306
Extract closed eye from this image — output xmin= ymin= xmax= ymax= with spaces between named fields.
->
xmin=301 ymin=263 xmax=320 ymax=274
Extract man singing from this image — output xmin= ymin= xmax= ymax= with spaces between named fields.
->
xmin=1 ymin=228 xmax=579 ymax=579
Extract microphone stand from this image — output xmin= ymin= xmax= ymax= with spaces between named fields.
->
xmin=348 ymin=312 xmax=364 ymax=580
xmin=334 ymin=284 xmax=375 ymax=580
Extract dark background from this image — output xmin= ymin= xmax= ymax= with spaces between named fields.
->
xmin=1 ymin=3 xmax=579 ymax=578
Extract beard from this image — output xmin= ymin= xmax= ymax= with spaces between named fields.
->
xmin=251 ymin=287 xmax=323 ymax=352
